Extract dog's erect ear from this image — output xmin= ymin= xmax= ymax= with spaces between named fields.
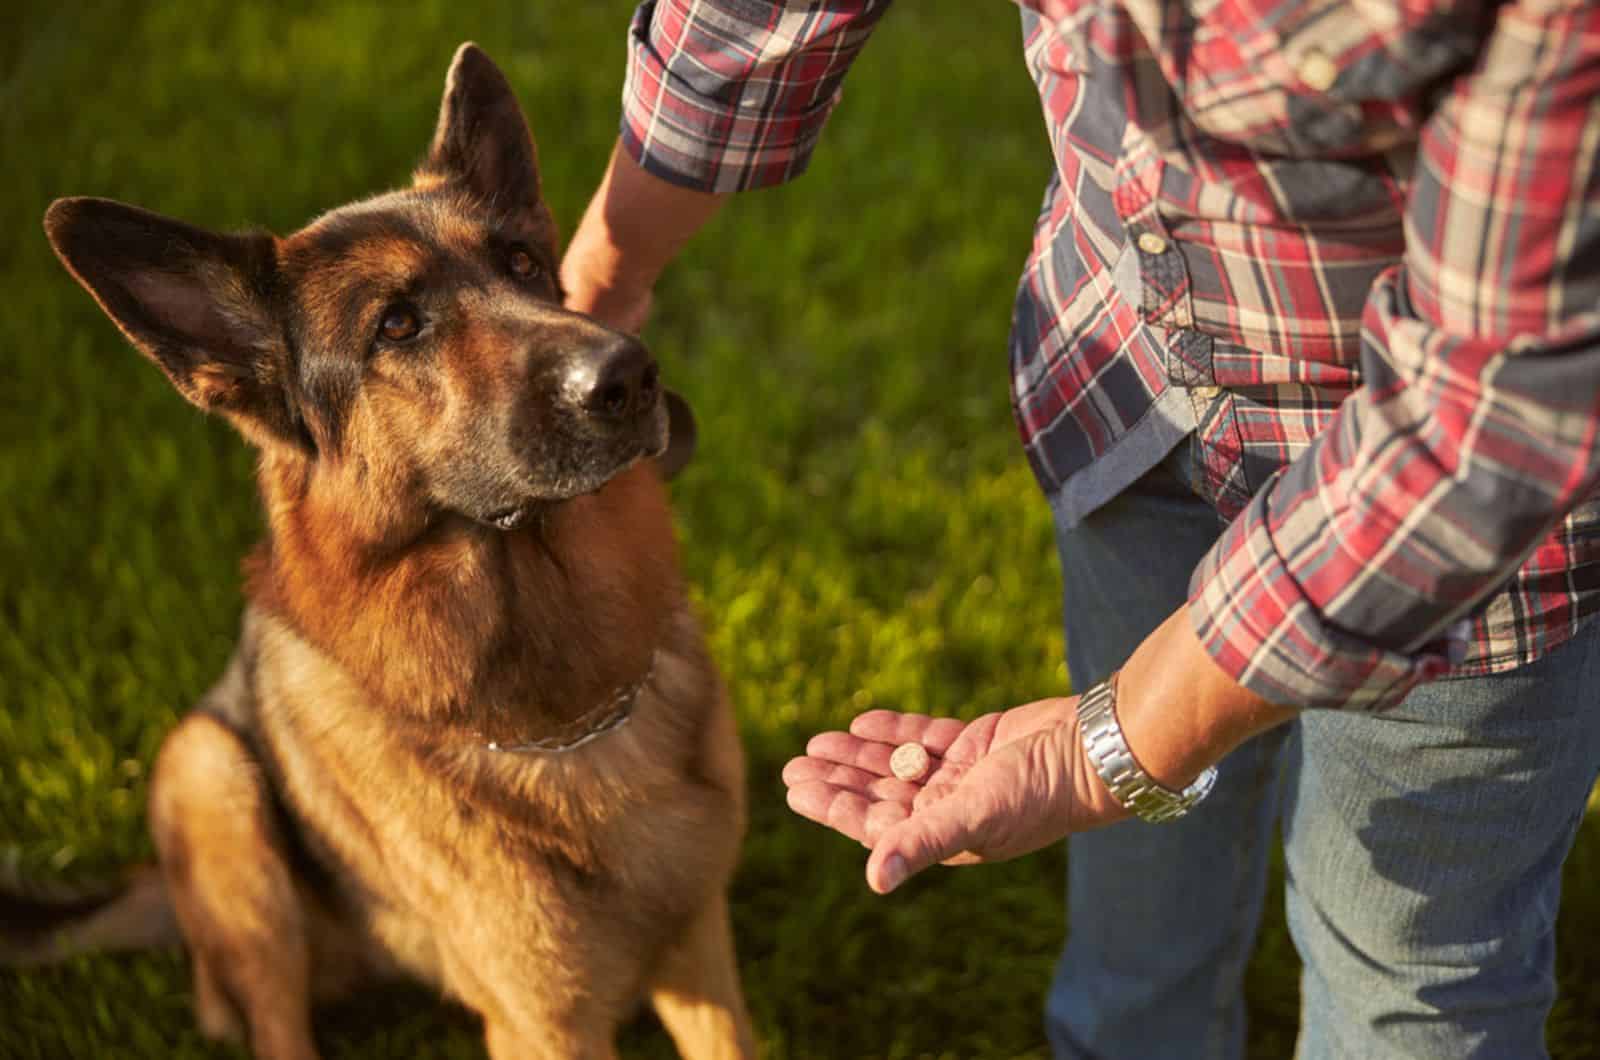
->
xmin=44 ymin=197 xmax=306 ymax=451
xmin=422 ymin=43 xmax=542 ymax=215
xmin=658 ymin=390 xmax=698 ymax=481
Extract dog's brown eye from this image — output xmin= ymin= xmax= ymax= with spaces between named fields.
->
xmin=379 ymin=304 xmax=422 ymax=343
xmin=508 ymin=247 xmax=541 ymax=280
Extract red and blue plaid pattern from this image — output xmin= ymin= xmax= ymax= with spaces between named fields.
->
xmin=619 ymin=0 xmax=1600 ymax=711
xmin=621 ymin=2 xmax=890 ymax=191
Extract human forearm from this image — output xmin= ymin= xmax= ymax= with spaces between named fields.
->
xmin=568 ymin=0 xmax=890 ymax=326
xmin=561 ymin=142 xmax=726 ymax=330
xmin=783 ymin=603 xmax=1297 ymax=894
xmin=1189 ymin=0 xmax=1600 ymax=712
xmin=1115 ymin=607 xmax=1295 ymax=791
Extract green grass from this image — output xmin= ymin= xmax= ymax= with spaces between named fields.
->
xmin=2 ymin=3 xmax=1597 ymax=1057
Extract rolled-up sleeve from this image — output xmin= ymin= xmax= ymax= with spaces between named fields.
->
xmin=621 ymin=0 xmax=891 ymax=192
xmin=1188 ymin=0 xmax=1600 ymax=711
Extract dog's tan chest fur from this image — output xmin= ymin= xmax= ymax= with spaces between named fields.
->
xmin=243 ymin=599 xmax=742 ymax=1008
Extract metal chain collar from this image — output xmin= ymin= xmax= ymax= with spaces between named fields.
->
xmin=483 ymin=653 xmax=657 ymax=755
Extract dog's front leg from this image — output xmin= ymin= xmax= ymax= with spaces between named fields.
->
xmin=648 ymin=894 xmax=757 ymax=1059
xmin=150 ymin=712 xmax=321 ymax=1060
xmin=483 ymin=1018 xmax=620 ymax=1060
xmin=446 ymin=941 xmax=623 ymax=1060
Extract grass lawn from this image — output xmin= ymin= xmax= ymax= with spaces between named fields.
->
xmin=3 ymin=2 xmax=1598 ymax=1057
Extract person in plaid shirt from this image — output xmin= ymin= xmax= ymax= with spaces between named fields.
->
xmin=560 ymin=0 xmax=1600 ymax=1055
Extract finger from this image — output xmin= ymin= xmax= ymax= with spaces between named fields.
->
xmin=940 ymin=851 xmax=984 ymax=867
xmin=847 ymin=711 xmax=968 ymax=755
xmin=804 ymin=731 xmax=896 ymax=775
xmin=785 ymin=782 xmax=874 ymax=846
xmin=781 ymin=757 xmax=922 ymax=803
xmin=865 ymin=795 xmax=977 ymax=895
xmin=934 ymin=712 xmax=1004 ymax=765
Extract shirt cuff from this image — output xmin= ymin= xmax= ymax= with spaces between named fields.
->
xmin=1187 ymin=471 xmax=1470 ymax=711
xmin=620 ymin=2 xmax=845 ymax=194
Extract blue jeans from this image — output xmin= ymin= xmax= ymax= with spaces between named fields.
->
xmin=1044 ymin=446 xmax=1600 ymax=1059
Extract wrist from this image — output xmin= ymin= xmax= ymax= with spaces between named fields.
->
xmin=1077 ymin=676 xmax=1217 ymax=822
xmin=1113 ymin=606 xmax=1296 ymax=790
xmin=562 ymin=200 xmax=661 ymax=301
xmin=560 ymin=141 xmax=726 ymax=326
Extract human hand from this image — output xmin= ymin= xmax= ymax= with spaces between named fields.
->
xmin=782 ymin=698 xmax=1129 ymax=894
xmin=783 ymin=610 xmax=1297 ymax=894
xmin=560 ymin=142 xmax=726 ymax=334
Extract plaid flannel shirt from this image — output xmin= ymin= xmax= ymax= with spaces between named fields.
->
xmin=619 ymin=0 xmax=1600 ymax=711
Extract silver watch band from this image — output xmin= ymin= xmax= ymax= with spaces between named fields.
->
xmin=1077 ymin=675 xmax=1217 ymax=823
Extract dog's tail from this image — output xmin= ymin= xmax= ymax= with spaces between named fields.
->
xmin=0 ymin=862 xmax=179 ymax=966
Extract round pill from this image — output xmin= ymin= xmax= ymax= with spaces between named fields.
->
xmin=890 ymin=742 xmax=931 ymax=782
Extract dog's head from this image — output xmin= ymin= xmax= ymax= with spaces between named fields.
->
xmin=45 ymin=44 xmax=693 ymax=533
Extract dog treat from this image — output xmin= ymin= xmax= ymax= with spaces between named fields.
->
xmin=890 ymin=741 xmax=931 ymax=782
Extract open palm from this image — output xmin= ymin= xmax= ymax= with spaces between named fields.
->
xmin=782 ymin=698 xmax=1128 ymax=893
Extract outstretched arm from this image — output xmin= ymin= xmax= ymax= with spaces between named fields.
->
xmin=785 ymin=608 xmax=1294 ymax=893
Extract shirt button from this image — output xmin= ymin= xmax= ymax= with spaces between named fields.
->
xmin=1136 ymin=232 xmax=1168 ymax=255
xmin=1191 ymin=385 xmax=1221 ymax=400
xmin=1298 ymin=49 xmax=1339 ymax=92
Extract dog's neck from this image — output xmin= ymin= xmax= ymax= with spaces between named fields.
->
xmin=246 ymin=458 xmax=682 ymax=746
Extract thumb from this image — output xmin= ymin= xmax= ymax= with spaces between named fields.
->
xmin=865 ymin=795 xmax=976 ymax=895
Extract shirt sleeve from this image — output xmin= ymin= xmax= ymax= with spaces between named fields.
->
xmin=1187 ymin=0 xmax=1600 ymax=711
xmin=620 ymin=0 xmax=892 ymax=193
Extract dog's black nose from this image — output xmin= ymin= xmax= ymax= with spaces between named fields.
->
xmin=572 ymin=334 xmax=659 ymax=422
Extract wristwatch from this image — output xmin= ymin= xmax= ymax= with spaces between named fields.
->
xmin=1077 ymin=674 xmax=1217 ymax=823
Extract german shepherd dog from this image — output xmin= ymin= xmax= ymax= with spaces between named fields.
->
xmin=9 ymin=43 xmax=755 ymax=1060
